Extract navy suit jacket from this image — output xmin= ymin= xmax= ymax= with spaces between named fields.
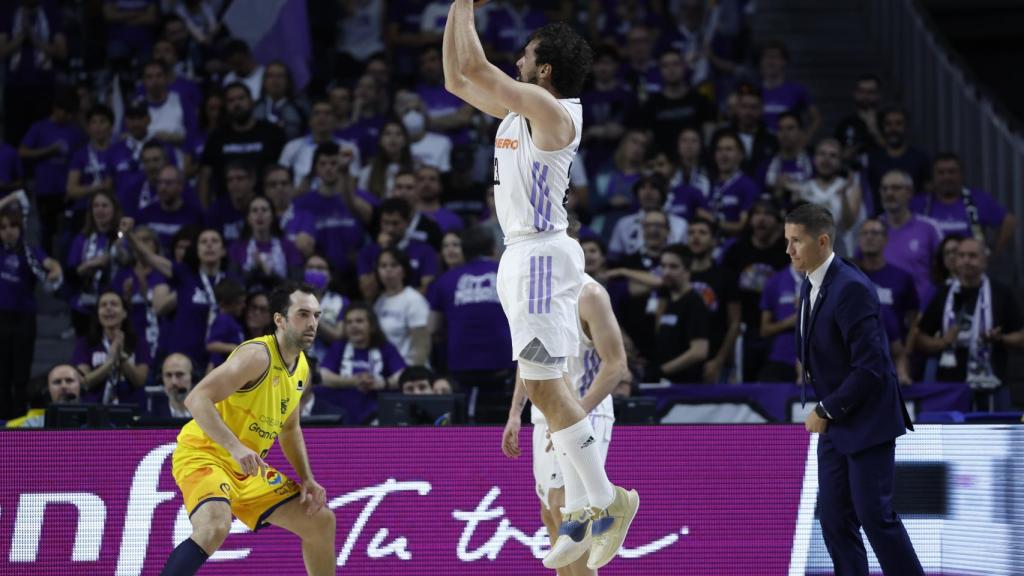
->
xmin=798 ymin=257 xmax=913 ymax=454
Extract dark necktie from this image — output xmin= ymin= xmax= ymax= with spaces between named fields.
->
xmin=800 ymin=279 xmax=812 ymax=405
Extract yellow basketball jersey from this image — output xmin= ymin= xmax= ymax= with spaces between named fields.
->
xmin=176 ymin=334 xmax=309 ymax=469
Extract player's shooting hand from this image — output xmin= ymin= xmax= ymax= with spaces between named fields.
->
xmin=230 ymin=443 xmax=268 ymax=478
xmin=300 ymin=478 xmax=327 ymax=515
xmin=501 ymin=417 xmax=521 ymax=459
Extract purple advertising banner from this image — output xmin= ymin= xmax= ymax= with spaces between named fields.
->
xmin=0 ymin=426 xmax=811 ymax=575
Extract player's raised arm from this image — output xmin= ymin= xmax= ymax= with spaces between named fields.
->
xmin=578 ymin=284 xmax=629 ymax=413
xmin=184 ymin=342 xmax=272 ymax=476
xmin=442 ymin=2 xmax=506 ymax=119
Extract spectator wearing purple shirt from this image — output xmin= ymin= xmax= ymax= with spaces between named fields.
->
xmin=439 ymin=230 xmax=465 ymax=272
xmin=878 ymin=169 xmax=943 ymax=307
xmin=758 ymin=40 xmax=821 ymax=137
xmin=206 ymin=163 xmax=257 ymax=244
xmin=670 ymin=126 xmax=711 ymax=198
xmin=857 ymin=219 xmax=919 ymax=385
xmin=66 ymin=105 xmax=116 ymax=217
xmin=138 ymin=164 xmax=204 ymax=253
xmin=109 ymin=105 xmax=152 ymax=213
xmin=763 ymin=112 xmax=814 ymax=206
xmin=338 ymin=74 xmax=387 ymax=161
xmin=910 ymin=152 xmax=1016 ymax=255
xmin=279 ymin=100 xmax=362 ymax=189
xmin=581 ymin=44 xmax=637 ymax=178
xmin=18 ymin=91 xmax=86 ymax=255
xmin=415 ymin=166 xmax=464 ymax=235
xmin=358 ymin=120 xmax=415 ymax=201
xmin=621 ymin=25 xmax=661 ymax=102
xmin=72 ymin=290 xmax=150 ymax=405
xmin=414 ymin=47 xmax=474 ymax=147
xmin=427 ymin=226 xmax=513 ymax=407
xmin=304 ymin=254 xmax=348 ymax=363
xmin=866 ymin=106 xmax=930 ymax=213
xmin=227 ymin=195 xmax=303 ymax=291
xmin=0 ymin=205 xmax=62 ymax=418
xmin=102 ymin=0 xmax=158 ymax=62
xmin=0 ymin=0 xmax=68 ymax=145
xmin=263 ymin=164 xmax=315 ymax=258
xmin=67 ymin=190 xmax=122 ymax=336
xmin=758 ymin=265 xmax=802 ymax=382
xmin=205 ymin=278 xmax=246 ymax=370
xmin=110 ymin=224 xmax=168 ymax=361
xmin=591 ymin=130 xmax=646 ymax=236
xmin=293 ymin=142 xmax=373 ymax=280
xmin=709 ymin=131 xmax=760 ymax=237
xmin=124 ymin=222 xmax=232 ymax=369
xmin=358 ymin=197 xmax=439 ymax=300
xmin=117 ymin=140 xmax=168 ymax=218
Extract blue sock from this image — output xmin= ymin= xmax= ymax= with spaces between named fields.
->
xmin=161 ymin=537 xmax=209 ymax=576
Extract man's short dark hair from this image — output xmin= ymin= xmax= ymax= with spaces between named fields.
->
xmin=735 ymin=82 xmax=762 ymax=100
xmin=758 ymin=39 xmax=790 ymax=63
xmin=580 ymin=236 xmax=607 ymax=255
xmin=86 ymin=104 xmax=115 ymax=124
xmin=460 ymin=225 xmax=495 ymax=261
xmin=223 ymin=81 xmax=252 ymax=100
xmin=264 ymin=164 xmax=293 ymax=182
xmin=269 ymin=281 xmax=317 ymax=318
xmin=380 ymin=197 xmax=412 ymax=221
xmin=933 ymin=151 xmax=962 ymax=168
xmin=878 ymin=104 xmax=906 ymax=125
xmin=143 ymin=59 xmax=169 ymax=75
xmin=785 ymin=203 xmax=836 ymax=246
xmin=593 ymin=43 xmax=620 ymax=64
xmin=661 ymin=243 xmax=693 ymax=270
xmin=777 ymin=111 xmax=803 ymax=129
xmin=856 ymin=73 xmax=881 ymax=87
xmin=528 ymin=22 xmax=593 ymax=98
xmin=214 ymin=278 xmax=246 ymax=307
xmin=312 ymin=141 xmax=341 ymax=170
xmin=633 ymin=174 xmax=668 ymax=205
xmin=688 ymin=214 xmax=718 ymax=237
xmin=399 ymin=365 xmax=435 ymax=387
xmin=224 ymin=38 xmax=252 ymax=58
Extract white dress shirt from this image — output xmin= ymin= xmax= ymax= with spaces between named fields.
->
xmin=808 ymin=251 xmax=835 ymax=312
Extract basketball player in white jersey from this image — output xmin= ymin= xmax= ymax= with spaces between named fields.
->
xmin=502 ymin=271 xmax=628 ymax=574
xmin=443 ymin=1 xmax=638 ymax=569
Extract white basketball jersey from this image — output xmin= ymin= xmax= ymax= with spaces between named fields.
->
xmin=531 ymin=274 xmax=615 ymax=423
xmin=493 ymin=98 xmax=583 ymax=245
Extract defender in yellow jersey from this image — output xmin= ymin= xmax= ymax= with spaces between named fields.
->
xmin=161 ymin=282 xmax=336 ymax=576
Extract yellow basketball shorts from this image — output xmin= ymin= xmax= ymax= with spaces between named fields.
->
xmin=172 ymin=446 xmax=301 ymax=531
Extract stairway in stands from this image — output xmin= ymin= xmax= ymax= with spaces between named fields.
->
xmin=750 ymin=0 xmax=887 ymax=138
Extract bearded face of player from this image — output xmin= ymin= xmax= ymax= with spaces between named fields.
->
xmin=276 ymin=291 xmax=321 ymax=351
xmin=516 ymin=40 xmax=544 ymax=85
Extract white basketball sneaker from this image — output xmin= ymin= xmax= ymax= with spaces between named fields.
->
xmin=542 ymin=507 xmax=593 ymax=569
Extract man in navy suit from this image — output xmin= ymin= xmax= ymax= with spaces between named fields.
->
xmin=786 ymin=203 xmax=922 ymax=575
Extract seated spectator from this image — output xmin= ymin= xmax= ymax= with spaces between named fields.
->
xmin=440 ymin=231 xmax=464 ymax=272
xmin=866 ymin=105 xmax=930 ymax=211
xmin=6 ymin=365 xmax=83 ymax=428
xmin=634 ymin=50 xmax=716 ymax=157
xmin=110 ymin=105 xmax=153 ymax=215
xmin=263 ymin=165 xmax=314 ymax=256
xmin=221 ymin=39 xmax=265 ymax=101
xmin=138 ymin=164 xmax=204 ymax=252
xmin=722 ymin=198 xmax=789 ymax=382
xmin=207 ymin=163 xmax=258 ymax=243
xmin=243 ymin=290 xmax=272 ymax=340
xmin=590 ymin=130 xmax=646 ymax=235
xmin=648 ymin=244 xmax=709 ymax=383
xmin=228 ymin=195 xmax=302 ymax=290
xmin=192 ymin=91 xmax=223 ymax=162
xmin=374 ymin=248 xmax=431 ymax=366
xmin=67 ymin=190 xmax=122 ymax=335
xmin=205 ymin=278 xmax=246 ymax=370
xmin=66 ymin=105 xmax=116 ymax=222
xmin=427 ymin=226 xmax=513 ymax=413
xmin=856 ymin=219 xmax=919 ymax=385
xmin=150 ymin=352 xmax=194 ymax=419
xmin=385 ymin=169 xmax=443 ymax=249
xmin=669 ymin=126 xmax=711 ymax=199
xmin=687 ymin=216 xmax=741 ymax=383
xmin=416 ymin=165 xmax=463 ymax=234
xmin=19 ymin=90 xmax=86 ymax=255
xmin=608 ymin=175 xmax=688 ymax=262
xmin=304 ymin=254 xmax=347 ymax=362
xmin=709 ymin=131 xmax=760 ymax=237
xmin=796 ymin=138 xmax=864 ymax=257
xmin=151 ymin=37 xmax=203 ymax=116
xmin=580 ymin=44 xmax=636 ymax=177
xmin=395 ymin=91 xmax=452 ymax=173
xmin=916 ymin=237 xmax=1024 ymax=385
xmin=320 ymin=303 xmax=406 ymax=390
xmin=758 ymin=40 xmax=821 ymax=136
xmin=413 ymin=46 xmax=473 ymax=146
xmin=0 ymin=204 xmax=62 ymax=418
xmin=621 ymin=25 xmax=661 ymax=100
xmin=758 ymin=263 xmax=801 ymax=382
xmin=712 ymin=84 xmax=778 ymax=180
xmin=111 ymin=224 xmax=169 ymax=360
xmin=358 ymin=198 xmax=439 ymax=299
xmin=124 ymin=221 xmax=232 ymax=369
xmin=102 ymin=0 xmax=158 ymax=62
xmin=878 ymin=169 xmax=943 ymax=307
xmin=143 ymin=59 xmax=195 ymax=149
xmin=580 ymin=236 xmax=630 ymax=319
xmin=255 ymin=61 xmax=307 ymax=142
xmin=399 ymin=365 xmax=439 ymax=395
xmin=278 ymin=99 xmax=361 ymax=189
xmin=933 ymin=235 xmax=962 ymax=289
xmin=910 ymin=152 xmax=1016 ymax=254
xmin=763 ymin=112 xmax=813 ymax=204
xmin=73 ymin=290 xmax=150 ymax=405
xmin=358 ymin=120 xmax=415 ymax=200
xmin=834 ymin=74 xmax=884 ymax=168
xmin=118 ymin=141 xmax=167 ymax=218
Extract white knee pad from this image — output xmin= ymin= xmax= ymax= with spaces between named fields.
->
xmin=519 ymin=356 xmax=566 ymax=381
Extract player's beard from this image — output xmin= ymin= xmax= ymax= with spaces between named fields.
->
xmin=518 ymin=69 xmax=538 ymax=85
xmin=286 ymin=327 xmax=316 ymax=351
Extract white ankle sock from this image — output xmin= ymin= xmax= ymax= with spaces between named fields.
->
xmin=555 ymin=449 xmax=589 ymax=512
xmin=550 ymin=417 xmax=615 ymax=510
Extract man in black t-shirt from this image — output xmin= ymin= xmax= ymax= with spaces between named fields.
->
xmin=722 ymin=199 xmax=790 ymax=381
xmin=916 ymin=237 xmax=1024 ymax=383
xmin=648 ymin=244 xmax=709 ymax=383
xmin=634 ymin=51 xmax=716 ymax=156
xmin=199 ymin=82 xmax=286 ymax=208
xmin=687 ymin=216 xmax=740 ymax=383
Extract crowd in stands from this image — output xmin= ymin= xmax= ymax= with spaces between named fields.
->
xmin=0 ymin=0 xmax=1021 ymax=427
